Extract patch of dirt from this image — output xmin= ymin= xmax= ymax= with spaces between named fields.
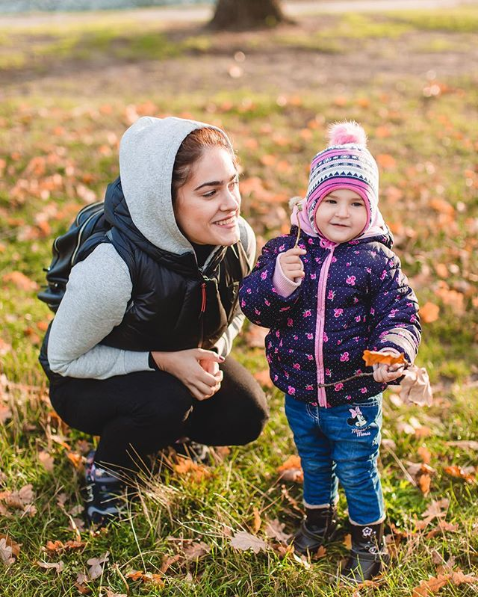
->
xmin=1 ymin=16 xmax=477 ymax=99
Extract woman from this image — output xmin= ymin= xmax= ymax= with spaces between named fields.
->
xmin=39 ymin=116 xmax=268 ymax=526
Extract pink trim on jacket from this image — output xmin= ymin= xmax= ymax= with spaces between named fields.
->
xmin=315 ymin=242 xmax=336 ymax=407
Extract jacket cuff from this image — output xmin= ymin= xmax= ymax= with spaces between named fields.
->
xmin=124 ymin=350 xmax=153 ymax=374
xmin=272 ymin=254 xmax=302 ymax=298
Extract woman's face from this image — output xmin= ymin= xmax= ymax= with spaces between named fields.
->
xmin=174 ymin=146 xmax=241 ymax=246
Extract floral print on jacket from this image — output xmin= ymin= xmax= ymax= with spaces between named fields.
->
xmin=239 ymin=227 xmax=421 ymax=407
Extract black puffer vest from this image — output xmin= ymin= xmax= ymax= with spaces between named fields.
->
xmin=88 ymin=178 xmax=251 ymax=353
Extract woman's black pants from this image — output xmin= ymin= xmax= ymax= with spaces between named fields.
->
xmin=48 ymin=357 xmax=268 ymax=474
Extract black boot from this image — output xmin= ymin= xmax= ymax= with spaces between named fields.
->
xmin=84 ymin=451 xmax=125 ymax=528
xmin=293 ymin=506 xmax=338 ymax=555
xmin=340 ymin=521 xmax=390 ymax=583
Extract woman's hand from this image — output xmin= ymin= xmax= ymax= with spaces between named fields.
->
xmin=279 ymin=247 xmax=306 ymax=283
xmin=151 ymin=348 xmax=224 ymax=400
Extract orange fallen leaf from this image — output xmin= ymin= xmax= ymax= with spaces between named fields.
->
xmin=66 ymin=452 xmax=83 ymax=469
xmin=277 ymin=455 xmax=303 ymax=483
xmin=425 ymin=520 xmax=459 ymax=538
xmin=420 ymin=302 xmax=440 ymax=323
xmin=429 ymin=198 xmax=455 ymax=216
xmin=125 ymin=570 xmax=144 ymax=581
xmin=125 ymin=569 xmax=164 ymax=586
xmin=417 ymin=446 xmax=432 ymax=464
xmin=0 ymin=405 xmax=12 ymax=424
xmin=2 ymin=271 xmax=39 ymax=291
xmin=174 ymin=459 xmax=212 ymax=482
xmin=260 ymin=155 xmax=277 ymax=167
xmin=311 ymin=545 xmax=328 ymax=560
xmin=419 ymin=473 xmax=432 ymax=496
xmin=412 ymin=569 xmax=478 ymax=596
xmin=252 ymin=507 xmax=262 ymax=533
xmin=333 ymin=96 xmax=347 ymax=107
xmin=253 ymin=369 xmax=273 ymax=388
xmin=376 ymin=154 xmax=396 ymax=169
xmin=45 ymin=539 xmax=86 ymax=554
xmin=444 ymin=465 xmax=475 ymax=483
xmin=0 ymin=535 xmax=21 ymax=559
xmin=243 ymin=325 xmax=268 ymax=348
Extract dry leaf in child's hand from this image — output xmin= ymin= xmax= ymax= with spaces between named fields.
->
xmin=362 ymin=350 xmax=406 ymax=367
xmin=399 ymin=365 xmax=433 ymax=406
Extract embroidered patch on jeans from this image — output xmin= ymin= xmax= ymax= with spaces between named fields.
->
xmin=347 ymin=406 xmax=371 ymax=436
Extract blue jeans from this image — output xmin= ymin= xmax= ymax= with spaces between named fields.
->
xmin=285 ymin=394 xmax=385 ymax=525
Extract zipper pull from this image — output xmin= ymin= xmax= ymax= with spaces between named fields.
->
xmin=200 ymin=282 xmax=207 ymax=313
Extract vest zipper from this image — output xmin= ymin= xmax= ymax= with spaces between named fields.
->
xmin=198 ymin=280 xmax=207 ymax=348
xmin=200 ymin=282 xmax=207 ymax=313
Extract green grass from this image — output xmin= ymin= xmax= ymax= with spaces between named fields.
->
xmin=389 ymin=8 xmax=478 ymax=33
xmin=1 ymin=6 xmax=477 ymax=72
xmin=0 ymin=6 xmax=477 ymax=597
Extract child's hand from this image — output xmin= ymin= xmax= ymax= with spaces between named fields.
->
xmin=373 ymin=363 xmax=404 ymax=384
xmin=279 ymin=247 xmax=306 ymax=283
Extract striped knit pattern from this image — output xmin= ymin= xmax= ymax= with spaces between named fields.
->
xmin=306 ymin=144 xmax=379 ymax=235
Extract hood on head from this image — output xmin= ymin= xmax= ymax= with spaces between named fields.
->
xmin=119 ymin=116 xmax=233 ymax=255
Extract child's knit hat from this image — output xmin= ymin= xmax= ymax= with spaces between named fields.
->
xmin=305 ymin=122 xmax=380 ymax=236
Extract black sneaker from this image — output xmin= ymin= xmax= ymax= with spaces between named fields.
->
xmin=84 ymin=451 xmax=124 ymax=527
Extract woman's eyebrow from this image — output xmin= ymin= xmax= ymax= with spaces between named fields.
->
xmin=194 ymin=173 xmax=237 ymax=191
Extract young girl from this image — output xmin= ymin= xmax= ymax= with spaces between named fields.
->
xmin=239 ymin=122 xmax=420 ymax=582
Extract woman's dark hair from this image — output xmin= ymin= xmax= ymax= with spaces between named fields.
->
xmin=171 ymin=128 xmax=237 ymax=202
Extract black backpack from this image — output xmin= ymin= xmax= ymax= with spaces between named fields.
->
xmin=38 ymin=202 xmax=112 ymax=312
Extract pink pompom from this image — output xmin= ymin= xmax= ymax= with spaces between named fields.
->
xmin=328 ymin=121 xmax=367 ymax=146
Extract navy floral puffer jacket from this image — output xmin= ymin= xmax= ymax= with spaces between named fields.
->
xmin=239 ymin=227 xmax=421 ymax=407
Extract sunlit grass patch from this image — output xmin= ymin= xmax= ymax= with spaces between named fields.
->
xmin=389 ymin=7 xmax=478 ymax=33
xmin=321 ymin=13 xmax=413 ymax=39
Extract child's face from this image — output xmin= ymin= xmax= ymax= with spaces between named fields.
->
xmin=314 ymin=189 xmax=368 ymax=243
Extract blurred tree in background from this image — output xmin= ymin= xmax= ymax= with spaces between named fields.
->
xmin=209 ymin=0 xmax=289 ymax=30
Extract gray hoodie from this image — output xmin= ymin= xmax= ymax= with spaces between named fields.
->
xmin=47 ymin=117 xmax=255 ymax=380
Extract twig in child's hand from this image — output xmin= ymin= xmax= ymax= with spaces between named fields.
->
xmin=317 ymin=371 xmax=374 ymax=388
xmin=317 ymin=364 xmax=408 ymax=388
xmin=291 ymin=199 xmax=303 ymax=248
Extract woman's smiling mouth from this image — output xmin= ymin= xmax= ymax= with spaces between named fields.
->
xmin=214 ymin=215 xmax=237 ymax=226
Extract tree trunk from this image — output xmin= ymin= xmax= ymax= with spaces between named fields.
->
xmin=209 ymin=0 xmax=290 ymax=31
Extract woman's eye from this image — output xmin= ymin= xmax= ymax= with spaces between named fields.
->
xmin=229 ymin=179 xmax=239 ymax=190
xmin=203 ymin=190 xmax=216 ymax=198
xmin=352 ymin=202 xmax=364 ymax=207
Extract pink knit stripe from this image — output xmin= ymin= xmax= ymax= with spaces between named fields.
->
xmin=307 ymin=177 xmax=370 ymax=204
